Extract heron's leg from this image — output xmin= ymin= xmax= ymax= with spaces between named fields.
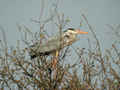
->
xmin=55 ymin=50 xmax=59 ymax=57
xmin=51 ymin=51 xmax=59 ymax=80
xmin=52 ymin=51 xmax=59 ymax=69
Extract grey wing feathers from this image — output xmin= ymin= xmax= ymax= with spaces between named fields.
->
xmin=29 ymin=34 xmax=64 ymax=58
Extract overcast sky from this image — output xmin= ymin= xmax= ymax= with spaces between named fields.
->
xmin=0 ymin=0 xmax=120 ymax=50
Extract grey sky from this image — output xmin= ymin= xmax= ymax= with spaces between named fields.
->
xmin=0 ymin=0 xmax=120 ymax=50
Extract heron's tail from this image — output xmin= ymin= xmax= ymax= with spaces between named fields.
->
xmin=29 ymin=49 xmax=37 ymax=59
xmin=28 ymin=44 xmax=50 ymax=59
xmin=31 ymin=55 xmax=37 ymax=59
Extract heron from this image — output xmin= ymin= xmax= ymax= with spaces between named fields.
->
xmin=29 ymin=28 xmax=88 ymax=59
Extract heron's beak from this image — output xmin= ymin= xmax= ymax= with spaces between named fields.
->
xmin=75 ymin=29 xmax=88 ymax=34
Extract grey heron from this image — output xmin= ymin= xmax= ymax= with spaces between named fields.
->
xmin=29 ymin=28 xmax=88 ymax=59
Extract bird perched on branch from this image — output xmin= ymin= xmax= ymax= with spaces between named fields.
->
xmin=29 ymin=28 xmax=88 ymax=59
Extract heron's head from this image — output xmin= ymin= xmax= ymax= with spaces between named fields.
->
xmin=63 ymin=28 xmax=88 ymax=45
xmin=64 ymin=28 xmax=88 ymax=35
